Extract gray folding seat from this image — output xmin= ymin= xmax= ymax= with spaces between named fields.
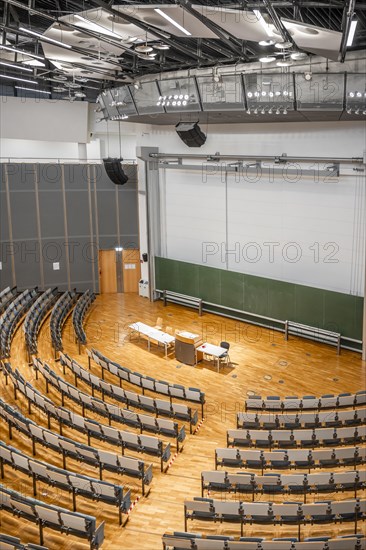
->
xmin=162 ymin=534 xmax=195 ymax=549
xmin=228 ymin=429 xmax=250 ymax=447
xmin=229 ymin=542 xmax=261 ymax=550
xmin=202 ymin=471 xmax=228 ymax=491
xmin=11 ymin=497 xmax=36 ymax=518
xmin=156 ymin=398 xmax=173 ymax=415
xmin=89 ymin=374 xmax=101 ymax=388
xmin=272 ymin=502 xmax=302 ymax=524
xmin=43 ymin=431 xmax=61 ymax=449
xmin=59 ymin=439 xmax=78 ymax=455
xmin=320 ymin=395 xmax=338 ymax=409
xmin=129 ymin=373 xmax=142 ymax=387
xmin=261 ymin=543 xmax=293 ymax=550
xmin=184 ymin=499 xmax=215 ymax=521
xmin=111 ymin=385 xmax=127 ymax=401
xmin=69 ymin=412 xmax=86 ymax=430
xmin=107 ymin=362 xmax=119 ymax=378
xmin=327 ymin=539 xmax=359 ymax=550
xmin=195 ymin=539 xmax=226 ymax=550
xmin=281 ymin=474 xmax=307 ymax=495
xmin=294 ymin=543 xmax=326 ymax=550
xmin=332 ymin=470 xmax=357 ymax=491
xmin=227 ymin=473 xmax=253 ymax=493
xmin=139 ymin=394 xmax=156 ymax=412
xmin=77 ymin=446 xmax=98 ymax=463
xmin=242 ymin=501 xmax=272 ymax=524
xmin=69 ymin=476 xmax=94 ymax=495
xmin=84 ymin=419 xmax=103 ymax=437
xmin=287 ymin=449 xmax=313 ymax=469
xmin=12 ymin=452 xmax=29 ymax=472
xmin=302 ymin=502 xmax=334 ymax=523
xmin=35 ymin=504 xmax=61 ymax=527
xmin=155 ymin=381 xmax=170 ymax=396
xmin=68 ymin=385 xmax=81 ymax=402
xmin=59 ymin=511 xmax=91 ymax=536
xmin=257 ymin=474 xmax=283 ymax=494
xmin=98 ymin=450 xmax=119 ymax=469
xmin=241 ymin=449 xmax=263 ymax=469
xmin=0 ymin=444 xmax=12 ymax=463
xmin=307 ymin=472 xmax=334 ymax=493
xmin=141 ymin=377 xmax=155 ymax=392
xmin=316 ymin=427 xmax=338 ymax=446
xmin=101 ymin=425 xmax=121 ymax=444
xmin=271 ymin=430 xmax=295 ymax=447
xmin=140 ymin=434 xmax=161 ymax=454
xmin=29 ymin=461 xmax=49 ymax=480
xmin=283 ymin=397 xmax=302 ymax=410
xmin=312 ymin=449 xmax=338 ymax=468
xmin=265 ymin=450 xmax=289 ymax=469
xmin=331 ymin=499 xmax=359 ymax=521
xmin=214 ymin=500 xmax=242 ymax=522
xmin=355 ymin=391 xmax=366 ymax=406
xmin=48 ymin=470 xmax=70 ymax=488
xmin=338 ymin=393 xmax=356 ymax=408
xmin=28 ymin=424 xmax=45 ymax=442
xmin=292 ymin=428 xmax=316 ymax=447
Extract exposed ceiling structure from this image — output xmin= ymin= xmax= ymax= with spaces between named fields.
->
xmin=0 ymin=1 xmax=365 ymax=103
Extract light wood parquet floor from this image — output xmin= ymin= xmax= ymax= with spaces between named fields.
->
xmin=1 ymin=292 xmax=365 ymax=549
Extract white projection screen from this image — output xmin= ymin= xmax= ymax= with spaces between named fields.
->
xmin=160 ymin=165 xmax=365 ymax=296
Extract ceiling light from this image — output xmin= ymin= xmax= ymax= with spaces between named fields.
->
xmin=254 ymin=108 xmax=258 ymax=114
xmin=22 ymin=59 xmax=46 ymax=67
xmin=0 ymin=45 xmax=44 ymax=60
xmin=261 ymin=108 xmax=266 ymax=114
xmin=20 ymin=27 xmax=72 ymax=49
xmin=15 ymin=86 xmax=50 ymax=94
xmin=253 ymin=10 xmax=273 ymax=38
xmin=74 ymin=91 xmax=86 ymax=98
xmin=268 ymin=108 xmax=273 ymax=114
xmin=283 ymin=108 xmax=288 ymax=114
xmin=172 ymin=101 xmax=176 ymax=106
xmin=356 ymin=91 xmax=362 ymax=98
xmin=166 ymin=101 xmax=170 ymax=106
xmin=290 ymin=51 xmax=308 ymax=60
xmin=53 ymin=86 xmax=66 ymax=92
xmin=74 ymin=14 xmax=122 ymax=39
xmin=349 ymin=92 xmax=355 ymax=98
xmin=254 ymin=91 xmax=259 ymax=97
xmin=177 ymin=100 xmax=181 ymax=106
xmin=53 ymin=74 xmax=68 ymax=81
xmin=355 ymin=108 xmax=360 ymax=115
xmin=157 ymin=101 xmax=161 ymax=106
xmin=135 ymin=44 xmax=154 ymax=53
xmin=304 ymin=72 xmax=312 ymax=81
xmin=347 ymin=19 xmax=358 ymax=47
xmin=0 ymin=60 xmax=32 ymax=72
xmin=0 ymin=74 xmax=38 ymax=84
xmin=259 ymin=56 xmax=276 ymax=63
xmin=247 ymin=92 xmax=253 ymax=99
xmin=133 ymin=81 xmax=140 ymax=90
xmin=184 ymin=94 xmax=189 ymax=100
xmin=346 ymin=108 xmax=352 ymax=114
xmin=154 ymin=43 xmax=170 ymax=50
xmin=275 ymin=41 xmax=292 ymax=49
xmin=182 ymin=100 xmax=187 ymax=106
xmin=275 ymin=91 xmax=281 ymax=96
xmin=261 ymin=91 xmax=267 ymax=96
xmin=363 ymin=110 xmax=366 ymax=115
xmin=276 ymin=108 xmax=280 ymax=114
xmin=277 ymin=59 xmax=292 ymax=67
xmin=259 ymin=40 xmax=275 ymax=46
xmin=283 ymin=90 xmax=289 ymax=96
xmin=154 ymin=8 xmax=192 ymax=36
xmin=269 ymin=91 xmax=274 ymax=97
xmin=246 ymin=109 xmax=251 ymax=114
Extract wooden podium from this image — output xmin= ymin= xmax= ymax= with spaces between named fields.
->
xmin=175 ymin=331 xmax=203 ymax=366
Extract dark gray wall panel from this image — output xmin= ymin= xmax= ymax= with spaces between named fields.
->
xmin=0 ymin=242 xmax=13 ymax=288
xmin=0 ymin=164 xmax=6 ymax=192
xmin=120 ymin=235 xmax=140 ymax=249
xmin=37 ymin=164 xmax=63 ymax=191
xmin=42 ymin=238 xmax=69 ymax=287
xmin=0 ymin=192 xmax=9 ymax=242
xmin=13 ymin=239 xmax=41 ymax=289
xmin=9 ymin=192 xmax=38 ymax=240
xmin=7 ymin=163 xmax=35 ymax=191
xmin=64 ymin=164 xmax=90 ymax=190
xmin=119 ymin=190 xmax=139 ymax=236
xmin=97 ymin=191 xmax=118 ymax=236
xmin=39 ymin=191 xmax=65 ymax=239
xmin=69 ymin=237 xmax=95 ymax=287
xmin=98 ymin=235 xmax=119 ymax=249
xmin=66 ymin=191 xmax=90 ymax=236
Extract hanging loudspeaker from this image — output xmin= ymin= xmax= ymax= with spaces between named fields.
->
xmin=175 ymin=122 xmax=206 ymax=148
xmin=103 ymin=158 xmax=129 ymax=185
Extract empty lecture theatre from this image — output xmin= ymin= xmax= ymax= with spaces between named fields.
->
xmin=0 ymin=1 xmax=365 ymax=550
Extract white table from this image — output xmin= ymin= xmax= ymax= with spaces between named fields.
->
xmin=129 ymin=322 xmax=175 ymax=358
xmin=196 ymin=343 xmax=228 ymax=372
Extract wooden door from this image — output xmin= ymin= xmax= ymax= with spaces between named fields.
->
xmin=122 ymin=249 xmax=141 ymax=293
xmin=99 ymin=250 xmax=117 ymax=293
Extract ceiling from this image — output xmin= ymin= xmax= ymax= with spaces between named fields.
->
xmin=0 ymin=0 xmax=365 ymax=103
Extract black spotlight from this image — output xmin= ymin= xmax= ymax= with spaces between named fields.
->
xmin=175 ymin=122 xmax=207 ymax=147
xmin=103 ymin=158 xmax=129 ymax=185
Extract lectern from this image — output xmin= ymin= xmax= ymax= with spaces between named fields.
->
xmin=175 ymin=331 xmax=203 ymax=366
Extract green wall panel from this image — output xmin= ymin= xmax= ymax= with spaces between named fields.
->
xmin=155 ymin=257 xmax=363 ymax=341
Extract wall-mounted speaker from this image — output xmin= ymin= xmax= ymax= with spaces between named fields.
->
xmin=142 ymin=253 xmax=148 ymax=262
xmin=175 ymin=122 xmax=207 ymax=148
xmin=103 ymin=158 xmax=129 ymax=185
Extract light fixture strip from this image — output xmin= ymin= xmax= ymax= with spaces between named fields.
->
xmin=154 ymin=8 xmax=192 ymax=36
xmin=347 ymin=20 xmax=358 ymax=47
xmin=0 ymin=44 xmax=44 ymax=60
xmin=0 ymin=74 xmax=39 ymax=84
xmin=0 ymin=60 xmax=33 ymax=72
xmin=19 ymin=27 xmax=72 ymax=49
xmin=74 ymin=14 xmax=122 ymax=39
xmin=15 ymin=86 xmax=51 ymax=94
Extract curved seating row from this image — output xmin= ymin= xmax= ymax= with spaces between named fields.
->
xmin=237 ymin=409 xmax=366 ymax=430
xmin=0 ymin=288 xmax=38 ymax=358
xmin=162 ymin=532 xmax=365 ymax=550
xmin=31 ymin=358 xmax=186 ymax=450
xmin=23 ymin=288 xmax=59 ymax=356
xmin=201 ymin=470 xmax=365 ymax=499
xmin=0 ymin=533 xmax=47 ymax=550
xmin=183 ymin=497 xmax=365 ymax=537
xmin=0 ymin=440 xmax=131 ymax=525
xmin=0 ymin=484 xmax=104 ymax=550
xmin=0 ymin=286 xmax=17 ymax=313
xmin=72 ymin=289 xmax=95 ymax=347
xmin=49 ymin=290 xmax=78 ymax=354
xmin=2 ymin=361 xmax=171 ymax=472
xmin=0 ymin=397 xmax=153 ymax=495
xmin=87 ymin=348 xmax=205 ymax=414
xmin=245 ymin=393 xmax=366 ymax=412
xmin=61 ymin=353 xmax=198 ymax=433
xmin=227 ymin=426 xmax=365 ymax=449
xmin=215 ymin=447 xmax=364 ymax=472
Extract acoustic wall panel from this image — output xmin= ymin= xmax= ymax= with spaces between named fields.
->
xmin=39 ymin=191 xmax=65 ymax=238
xmin=9 ymin=192 xmax=38 ymax=240
xmin=13 ymin=239 xmax=41 ymax=289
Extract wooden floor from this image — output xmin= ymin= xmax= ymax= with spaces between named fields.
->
xmin=1 ymin=292 xmax=365 ymax=549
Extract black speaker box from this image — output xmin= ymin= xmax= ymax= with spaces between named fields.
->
xmin=175 ymin=122 xmax=206 ymax=147
xmin=103 ymin=158 xmax=129 ymax=185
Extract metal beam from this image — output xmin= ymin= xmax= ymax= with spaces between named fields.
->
xmin=340 ymin=0 xmax=356 ymax=62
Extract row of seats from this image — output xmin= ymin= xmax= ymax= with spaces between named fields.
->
xmin=72 ymin=289 xmax=95 ymax=346
xmin=0 ymin=286 xmax=17 ymax=313
xmin=162 ymin=532 xmax=365 ymax=550
xmin=0 ymin=440 xmax=131 ymax=525
xmin=31 ymin=358 xmax=186 ymax=450
xmin=237 ymin=409 xmax=366 ymax=430
xmin=201 ymin=470 xmax=365 ymax=498
xmin=49 ymin=290 xmax=78 ymax=353
xmin=23 ymin=288 xmax=59 ymax=356
xmin=0 ymin=396 xmax=154 ymax=495
xmin=2 ymin=361 xmax=171 ymax=472
xmin=0 ymin=533 xmax=47 ymax=550
xmin=245 ymin=393 xmax=366 ymax=412
xmin=87 ymin=348 xmax=206 ymax=413
xmin=0 ymin=288 xmax=38 ymax=358
xmin=227 ymin=426 xmax=365 ymax=449
xmin=0 ymin=484 xmax=105 ymax=550
xmin=61 ymin=352 xmax=198 ymax=432
xmin=184 ymin=497 xmax=365 ymax=533
xmin=215 ymin=447 xmax=364 ymax=471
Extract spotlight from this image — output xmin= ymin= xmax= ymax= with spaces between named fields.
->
xmin=177 ymin=100 xmax=181 ymax=106
xmin=275 ymin=108 xmax=280 ymax=115
xmin=254 ymin=108 xmax=258 ymax=114
xmin=179 ymin=94 xmax=183 ymax=100
xmin=261 ymin=108 xmax=266 ymax=114
xmin=275 ymin=91 xmax=281 ymax=96
xmin=133 ymin=81 xmax=140 ymax=90
xmin=259 ymin=39 xmax=275 ymax=46
xmin=174 ymin=95 xmax=178 ymax=100
xmin=349 ymin=92 xmax=355 ymax=98
xmin=247 ymin=92 xmax=253 ymax=98
xmin=356 ymin=91 xmax=362 ymax=97
xmin=261 ymin=91 xmax=267 ymax=97
xmin=259 ymin=56 xmax=276 ymax=63
xmin=182 ymin=100 xmax=187 ymax=106
xmin=184 ymin=94 xmax=189 ymax=100
xmin=275 ymin=41 xmax=292 ymax=49
xmin=283 ymin=108 xmax=288 ymax=114
xmin=355 ymin=108 xmax=360 ymax=114
xmin=269 ymin=91 xmax=274 ymax=97
xmin=283 ymin=90 xmax=289 ymax=96
xmin=172 ymin=101 xmax=176 ymax=106
xmin=346 ymin=107 xmax=352 ymax=114
xmin=254 ymin=91 xmax=260 ymax=97
xmin=246 ymin=109 xmax=251 ymax=114
xmin=268 ymin=108 xmax=273 ymax=114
